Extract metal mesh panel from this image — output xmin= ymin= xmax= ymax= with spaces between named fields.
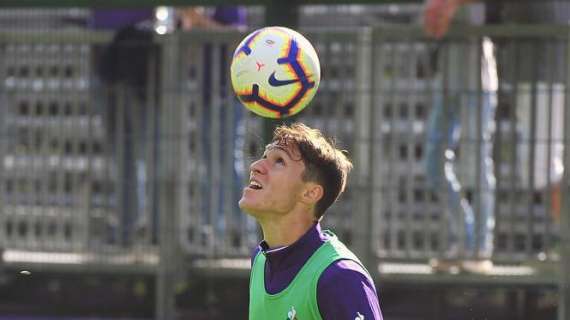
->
xmin=368 ymin=26 xmax=567 ymax=263
xmin=176 ymin=31 xmax=260 ymax=257
xmin=296 ymin=30 xmax=362 ymax=247
xmin=370 ymin=35 xmax=436 ymax=259
xmin=0 ymin=25 xmax=567 ymax=270
xmin=0 ymin=31 xmax=161 ymax=268
xmin=0 ymin=37 xmax=96 ymax=251
xmin=492 ymin=37 xmax=567 ymax=262
xmin=175 ymin=29 xmax=364 ymax=256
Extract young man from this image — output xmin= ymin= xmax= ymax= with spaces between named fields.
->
xmin=239 ymin=123 xmax=383 ymax=319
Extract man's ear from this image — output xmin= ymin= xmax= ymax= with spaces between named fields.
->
xmin=302 ymin=183 xmax=324 ymax=205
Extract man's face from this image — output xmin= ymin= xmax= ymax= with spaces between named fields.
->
xmin=239 ymin=143 xmax=307 ymax=219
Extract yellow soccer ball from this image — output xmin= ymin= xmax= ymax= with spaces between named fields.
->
xmin=230 ymin=26 xmax=321 ymax=119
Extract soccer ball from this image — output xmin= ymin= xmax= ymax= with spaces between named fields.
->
xmin=230 ymin=26 xmax=321 ymax=119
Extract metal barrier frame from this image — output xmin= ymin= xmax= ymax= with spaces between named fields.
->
xmin=0 ymin=24 xmax=568 ymax=319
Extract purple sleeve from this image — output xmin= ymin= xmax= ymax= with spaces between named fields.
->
xmin=212 ymin=6 xmax=247 ymax=27
xmin=90 ymin=9 xmax=154 ymax=30
xmin=317 ymin=260 xmax=383 ymax=320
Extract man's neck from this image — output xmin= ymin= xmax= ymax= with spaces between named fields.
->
xmin=258 ymin=213 xmax=315 ymax=249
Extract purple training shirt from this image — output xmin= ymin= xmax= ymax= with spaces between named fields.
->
xmin=90 ymin=6 xmax=247 ymax=30
xmin=252 ymin=223 xmax=383 ymax=319
xmin=90 ymin=9 xmax=154 ymax=30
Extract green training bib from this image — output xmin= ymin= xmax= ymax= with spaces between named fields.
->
xmin=249 ymin=231 xmax=366 ymax=320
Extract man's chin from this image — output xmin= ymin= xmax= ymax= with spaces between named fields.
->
xmin=239 ymin=201 xmax=262 ymax=218
xmin=238 ymin=200 xmax=255 ymax=215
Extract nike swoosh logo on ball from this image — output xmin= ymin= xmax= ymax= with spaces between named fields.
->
xmin=268 ymin=72 xmax=301 ymax=87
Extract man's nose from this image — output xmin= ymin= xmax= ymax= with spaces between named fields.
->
xmin=250 ymin=158 xmax=266 ymax=174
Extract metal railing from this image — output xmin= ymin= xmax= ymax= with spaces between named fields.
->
xmin=0 ymin=26 xmax=567 ymax=278
xmin=363 ymin=25 xmax=568 ymax=266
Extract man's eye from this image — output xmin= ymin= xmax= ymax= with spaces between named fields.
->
xmin=275 ymin=157 xmax=285 ymax=164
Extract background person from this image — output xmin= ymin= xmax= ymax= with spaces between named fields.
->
xmin=90 ymin=8 xmax=160 ymax=246
xmin=178 ymin=6 xmax=255 ymax=246
xmin=423 ymin=0 xmax=497 ymax=273
xmin=423 ymin=0 xmax=567 ymax=269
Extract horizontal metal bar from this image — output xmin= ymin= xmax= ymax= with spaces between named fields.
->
xmin=0 ymin=30 xmax=113 ymax=43
xmin=1 ymin=24 xmax=565 ymax=46
xmin=373 ymin=24 xmax=570 ymax=40
xmin=0 ymin=0 xmax=553 ymax=8
xmin=0 ymin=0 xmax=422 ymax=8
xmin=2 ymin=249 xmax=159 ymax=274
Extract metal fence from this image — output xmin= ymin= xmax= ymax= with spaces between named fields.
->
xmin=365 ymin=25 xmax=568 ymax=265
xmin=0 ymin=26 xmax=568 ymax=279
xmin=0 ymin=33 xmax=99 ymax=252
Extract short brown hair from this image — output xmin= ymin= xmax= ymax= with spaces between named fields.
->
xmin=270 ymin=122 xmax=353 ymax=220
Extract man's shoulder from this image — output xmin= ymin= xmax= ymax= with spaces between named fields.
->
xmin=316 ymin=259 xmax=382 ymax=319
xmin=319 ymin=258 xmax=374 ymax=287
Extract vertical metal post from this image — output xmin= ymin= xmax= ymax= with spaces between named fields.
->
xmin=146 ymin=36 xmax=159 ymax=247
xmin=527 ymin=41 xmax=539 ymax=257
xmin=369 ymin=29 xmax=384 ymax=258
xmin=156 ymin=33 xmax=181 ymax=320
xmin=262 ymin=0 xmax=300 ymax=144
xmin=386 ymin=36 xmax=398 ymax=257
xmin=474 ymin=37 xmax=483 ymax=258
xmin=352 ymin=28 xmax=374 ymax=268
xmin=508 ymin=40 xmax=520 ymax=256
xmin=440 ymin=41 xmax=452 ymax=256
xmin=265 ymin=0 xmax=299 ymax=28
xmin=558 ymin=29 xmax=570 ymax=320
xmin=0 ymin=39 xmax=6 ymax=251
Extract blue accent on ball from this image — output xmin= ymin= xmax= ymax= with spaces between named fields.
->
xmin=268 ymin=71 xmax=301 ymax=87
xmin=235 ymin=30 xmax=261 ymax=57
xmin=277 ymin=39 xmax=315 ymax=88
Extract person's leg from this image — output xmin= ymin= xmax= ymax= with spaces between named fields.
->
xmin=95 ymin=77 xmax=120 ymax=245
xmin=118 ymin=82 xmax=149 ymax=246
xmin=425 ymin=92 xmax=465 ymax=257
xmin=475 ymin=38 xmax=498 ymax=259
xmin=477 ymin=89 xmax=496 ymax=259
xmin=118 ymin=83 xmax=135 ymax=246
xmin=443 ymin=142 xmax=476 ymax=257
xmin=200 ymin=43 xmax=214 ymax=244
xmin=132 ymin=86 xmax=150 ymax=243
